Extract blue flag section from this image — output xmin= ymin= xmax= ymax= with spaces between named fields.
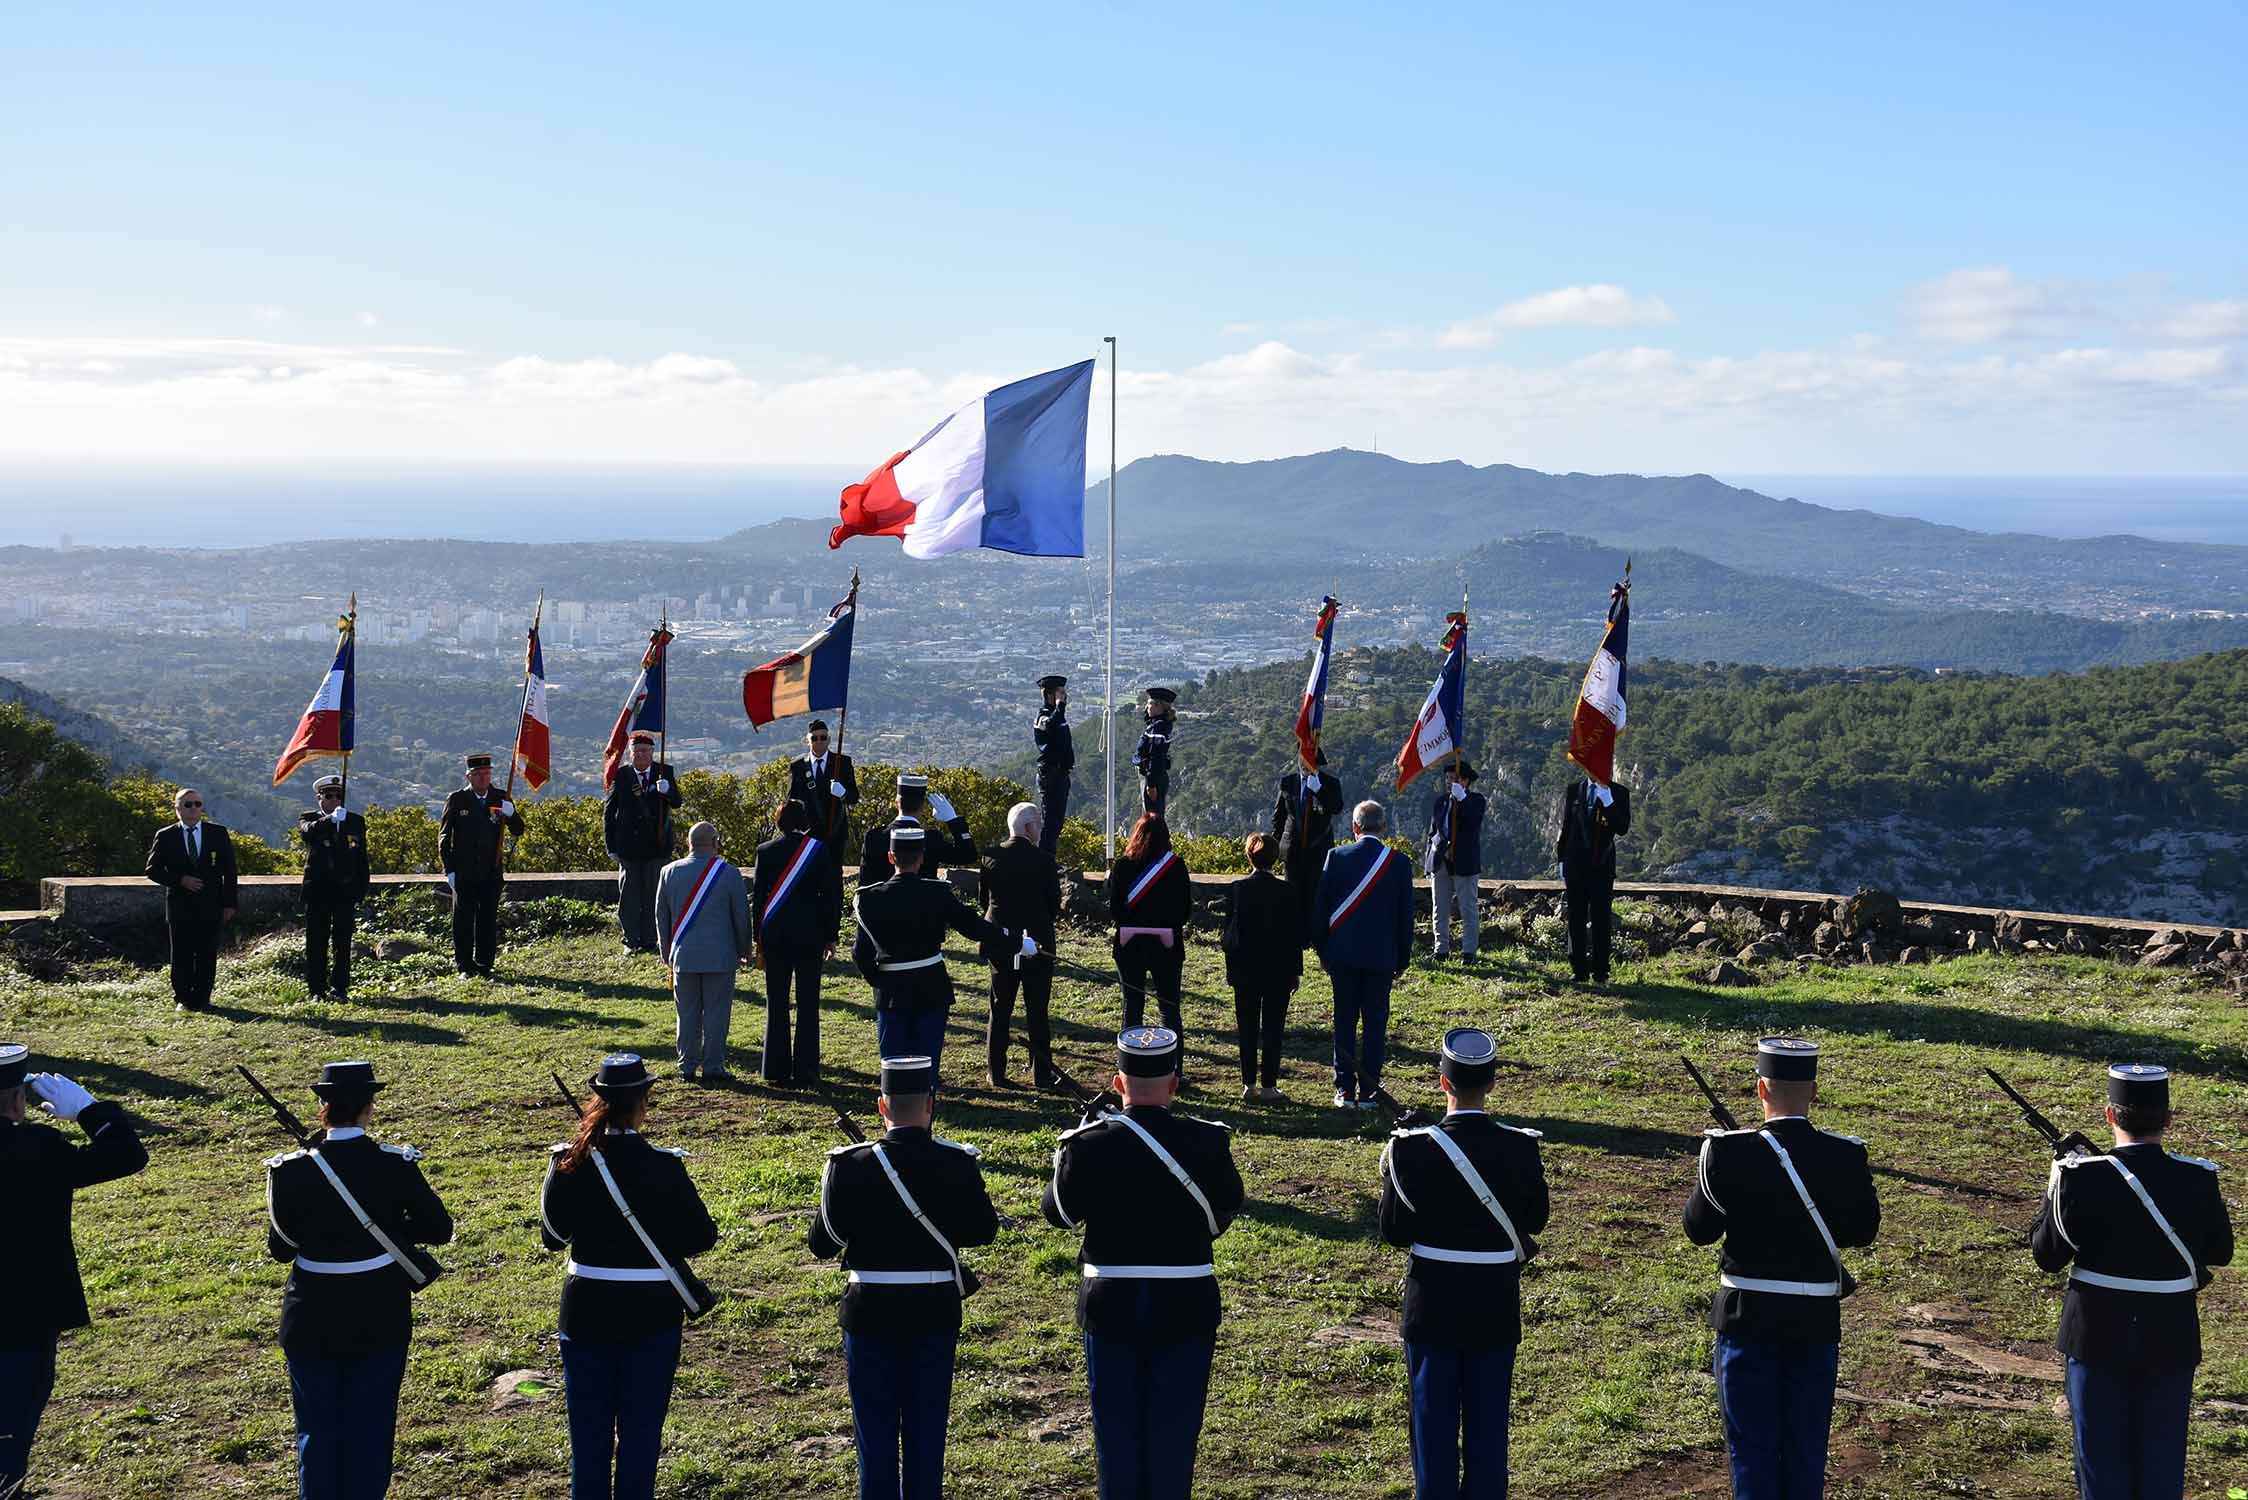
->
xmin=976 ymin=358 xmax=1094 ymax=557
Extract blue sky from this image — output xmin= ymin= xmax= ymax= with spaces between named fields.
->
xmin=4 ymin=1 xmax=2244 ymax=473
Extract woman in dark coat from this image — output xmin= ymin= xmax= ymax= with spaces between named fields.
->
xmin=541 ymin=1054 xmax=719 ymax=1500
xmin=1222 ymin=832 xmax=1304 ymax=1102
xmin=1104 ymin=813 xmax=1192 ymax=1071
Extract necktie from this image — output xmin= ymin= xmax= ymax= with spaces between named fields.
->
xmin=189 ymin=826 xmax=199 ymax=862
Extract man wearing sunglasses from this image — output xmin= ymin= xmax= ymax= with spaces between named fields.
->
xmin=786 ymin=720 xmax=859 ymax=889
xmin=143 ymin=787 xmax=238 ymax=1011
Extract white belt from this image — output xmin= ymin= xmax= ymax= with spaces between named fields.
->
xmin=566 ymin=1259 xmax=671 ymax=1283
xmin=2071 ymin=1267 xmax=2198 ymax=1295
xmin=878 ymin=954 xmax=944 ymax=972
xmin=1721 ymin=1273 xmax=1840 ymax=1297
xmin=1411 ymin=1244 xmax=1519 ymax=1265
xmin=848 ymin=1269 xmax=957 ymax=1285
xmin=1082 ymin=1263 xmax=1215 ymax=1279
xmin=294 ymin=1253 xmax=395 ymax=1275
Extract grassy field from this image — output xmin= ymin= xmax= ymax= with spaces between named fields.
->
xmin=6 ymin=891 xmax=2248 ymax=1499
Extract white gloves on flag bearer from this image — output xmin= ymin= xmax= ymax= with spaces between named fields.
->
xmin=500 ymin=800 xmax=516 ymax=818
xmin=332 ymin=806 xmax=348 ymax=823
xmin=1451 ymin=783 xmax=1467 ymax=802
xmin=1304 ymin=774 xmax=1321 ymax=793
xmin=1020 ymin=935 xmax=1040 ymax=959
xmin=929 ymin=792 xmax=958 ymax=823
xmin=655 ymin=778 xmax=671 ymax=794
xmin=829 ymin=779 xmax=846 ymax=798
xmin=28 ymin=1073 xmax=96 ymax=1122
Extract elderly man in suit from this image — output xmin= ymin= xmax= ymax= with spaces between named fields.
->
xmin=1313 ymin=800 xmax=1416 ymax=1110
xmin=656 ymin=821 xmax=753 ymax=1084
xmin=143 ymin=786 xmax=238 ymax=1011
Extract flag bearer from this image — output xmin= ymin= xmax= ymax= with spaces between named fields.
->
xmin=809 ymin=1054 xmax=1000 ymax=1500
xmin=2032 ymin=1063 xmax=2233 ymax=1500
xmin=1682 ymin=1037 xmax=1879 ymax=1500
xmin=438 ymin=753 xmax=524 ymax=976
xmin=605 ymin=730 xmax=682 ymax=953
xmin=298 ymin=773 xmax=370 ymax=1000
xmin=1042 ymin=1027 xmax=1245 ymax=1500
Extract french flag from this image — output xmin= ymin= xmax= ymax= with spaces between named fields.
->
xmin=1395 ymin=608 xmax=1468 ymax=791
xmin=1567 ymin=566 xmax=1631 ymax=786
xmin=1294 ymin=595 xmax=1339 ymax=773
xmin=829 ymin=360 xmax=1094 ymax=558
xmin=601 ymin=626 xmax=672 ymax=789
xmin=516 ymin=623 xmax=552 ymax=792
xmin=273 ymin=606 xmax=355 ymax=785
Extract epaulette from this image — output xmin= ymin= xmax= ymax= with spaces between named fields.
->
xmin=1186 ymin=1114 xmax=1233 ymax=1131
xmin=2056 ymin=1153 xmax=2102 ymax=1169
xmin=549 ymin=1142 xmax=571 ymax=1154
xmin=380 ymin=1142 xmax=424 ymax=1161
xmin=654 ymin=1145 xmax=690 ymax=1159
xmin=1390 ymin=1124 xmax=1430 ymax=1140
xmin=1818 ymin=1129 xmax=1867 ymax=1147
xmin=2170 ymin=1151 xmax=2220 ymax=1171
xmin=1704 ymin=1126 xmax=1758 ymax=1139
xmin=1058 ymin=1117 xmax=1109 ymax=1141
xmin=828 ymin=1140 xmax=876 ymax=1157
xmin=266 ymin=1149 xmax=306 ymax=1169
xmin=931 ymin=1135 xmax=982 ymax=1157
xmin=1497 ymin=1123 xmax=1544 ymax=1140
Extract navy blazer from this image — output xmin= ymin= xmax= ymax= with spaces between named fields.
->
xmin=1312 ymin=835 xmax=1416 ymax=973
xmin=1427 ymin=789 xmax=1487 ymax=878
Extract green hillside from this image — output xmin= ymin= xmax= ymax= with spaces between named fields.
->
xmin=6 ymin=906 xmax=2246 ymax=1497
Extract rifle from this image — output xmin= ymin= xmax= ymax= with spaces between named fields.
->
xmin=1985 ymin=1067 xmax=2097 ymax=1158
xmin=821 ymin=1084 xmax=869 ymax=1145
xmin=1680 ymin=1055 xmax=1742 ymax=1133
xmin=1050 ymin=1065 xmax=1120 ymax=1124
xmin=552 ymin=1071 xmax=584 ymax=1120
xmin=238 ymin=1064 xmax=314 ymax=1147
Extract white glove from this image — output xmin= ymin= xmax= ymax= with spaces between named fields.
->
xmin=446 ymin=871 xmax=458 ymax=892
xmin=1303 ymin=774 xmax=1321 ymax=792
xmin=331 ymin=806 xmax=348 ymax=823
xmin=829 ymin=779 xmax=847 ymax=798
xmin=928 ymin=792 xmax=958 ymax=822
xmin=500 ymin=799 xmax=516 ymax=817
xmin=654 ymin=778 xmax=671 ymax=794
xmin=1020 ymin=935 xmax=1040 ymax=958
xmin=1450 ymin=783 xmax=1466 ymax=802
xmin=28 ymin=1073 xmax=95 ymax=1122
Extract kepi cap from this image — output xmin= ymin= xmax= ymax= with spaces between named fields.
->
xmin=1756 ymin=1036 xmax=1819 ymax=1082
xmin=1118 ymin=1026 xmax=1180 ymax=1077
xmin=2108 ymin=1063 xmax=2170 ymax=1109
xmin=588 ymin=1053 xmax=656 ymax=1097
xmin=1439 ymin=1027 xmax=1498 ymax=1089
xmin=1143 ymin=686 xmax=1177 ymax=705
xmin=889 ymin=822 xmax=927 ymax=850
xmin=464 ymin=753 xmax=494 ymax=771
xmin=1037 ymin=674 xmax=1068 ymax=692
xmin=880 ymin=1055 xmax=936 ymax=1096
xmin=310 ymin=1059 xmax=385 ymax=1097
xmin=0 ymin=1043 xmax=28 ymax=1090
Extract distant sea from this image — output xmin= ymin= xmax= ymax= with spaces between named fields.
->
xmin=1725 ymin=475 xmax=2248 ymax=546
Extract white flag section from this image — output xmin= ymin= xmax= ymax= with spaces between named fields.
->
xmin=1580 ymin=647 xmax=1626 ymax=728
xmin=893 ymin=403 xmax=989 ymax=559
xmin=1410 ymin=695 xmax=1456 ymax=768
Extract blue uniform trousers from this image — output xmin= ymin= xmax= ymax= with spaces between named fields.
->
xmin=0 ymin=1337 xmax=58 ymax=1491
xmin=1082 ymin=1295 xmax=1215 ymax=1500
xmin=2066 ymin=1357 xmax=2193 ymax=1500
xmin=875 ymin=1002 xmax=949 ymax=1069
xmin=1329 ymin=966 xmax=1393 ymax=1097
xmin=561 ymin=1328 xmax=682 ymax=1500
xmin=286 ymin=1343 xmax=409 ymax=1500
xmin=844 ymin=1329 xmax=958 ymax=1500
xmin=1405 ymin=1341 xmax=1515 ymax=1500
xmin=1714 ymin=1334 xmax=1838 ymax=1499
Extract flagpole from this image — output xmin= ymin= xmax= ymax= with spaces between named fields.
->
xmin=834 ymin=568 xmax=861 ymax=759
xmin=340 ymin=592 xmax=356 ymax=801
xmin=656 ymin=609 xmax=669 ymax=774
xmin=1103 ymin=335 xmax=1117 ymax=864
xmin=497 ymin=592 xmax=542 ymax=871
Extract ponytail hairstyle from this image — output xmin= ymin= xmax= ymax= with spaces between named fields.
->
xmin=556 ymin=1090 xmax=647 ymax=1173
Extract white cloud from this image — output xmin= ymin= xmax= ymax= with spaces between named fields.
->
xmin=2148 ymin=299 xmax=2248 ymax=341
xmin=1437 ymin=284 xmax=1676 ymax=349
xmin=358 ymin=311 xmax=381 ymax=328
xmin=1906 ymin=267 xmax=2083 ymax=343
xmin=251 ymin=304 xmax=285 ymax=325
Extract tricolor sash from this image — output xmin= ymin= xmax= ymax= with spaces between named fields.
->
xmin=1327 ymin=845 xmax=1396 ymax=930
xmin=666 ymin=856 xmax=732 ymax=962
xmin=1125 ymin=850 xmax=1178 ymax=909
xmin=761 ymin=836 xmax=822 ymax=926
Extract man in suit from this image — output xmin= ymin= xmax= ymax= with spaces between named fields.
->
xmin=143 ymin=786 xmax=238 ymax=1011
xmin=1379 ymin=1027 xmax=1550 ymax=1500
xmin=787 ymin=720 xmax=858 ymax=886
xmin=2032 ymin=1063 xmax=2235 ymax=1500
xmin=1683 ymin=1037 xmax=1880 ymax=1500
xmin=0 ymin=1042 xmax=150 ymax=1495
xmin=656 ymin=821 xmax=753 ymax=1083
xmin=1428 ymin=761 xmax=1487 ymax=962
xmin=980 ymin=802 xmax=1061 ymax=1088
xmin=1554 ymin=774 xmax=1631 ymax=985
xmin=605 ymin=730 xmax=683 ymax=953
xmin=1272 ymin=749 xmax=1345 ymax=932
xmin=298 ymin=773 xmax=371 ymax=1001
xmin=1313 ymin=800 xmax=1416 ymax=1110
xmin=856 ymin=774 xmax=974 ymax=891
xmin=1033 ymin=674 xmax=1073 ymax=860
xmin=438 ymin=754 xmax=525 ymax=977
xmin=750 ymin=798 xmax=845 ymax=1087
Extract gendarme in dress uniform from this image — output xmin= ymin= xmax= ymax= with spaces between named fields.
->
xmin=1681 ymin=1037 xmax=1879 ymax=1500
xmin=1042 ymin=1027 xmax=1245 ymax=1500
xmin=852 ymin=824 xmax=1029 ymax=1069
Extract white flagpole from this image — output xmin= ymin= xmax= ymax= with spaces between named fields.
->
xmin=1103 ymin=335 xmax=1118 ymax=863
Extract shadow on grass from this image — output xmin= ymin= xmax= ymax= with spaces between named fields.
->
xmin=1614 ymin=979 xmax=2248 ymax=1080
xmin=1237 ymin=1192 xmax=1376 ymax=1243
xmin=209 ymin=1005 xmax=465 ymax=1046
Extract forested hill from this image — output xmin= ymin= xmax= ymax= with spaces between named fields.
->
xmin=1160 ymin=648 xmax=2248 ymax=925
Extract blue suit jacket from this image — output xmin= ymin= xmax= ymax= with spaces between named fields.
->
xmin=1428 ymin=789 xmax=1486 ymax=877
xmin=1312 ymin=836 xmax=1416 ymax=973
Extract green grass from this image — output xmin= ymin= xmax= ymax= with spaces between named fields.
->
xmin=7 ymin=896 xmax=2248 ymax=1498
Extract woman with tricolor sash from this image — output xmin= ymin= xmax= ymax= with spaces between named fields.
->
xmin=1105 ymin=813 xmax=1193 ymax=1078
xmin=751 ymin=798 xmax=844 ymax=1087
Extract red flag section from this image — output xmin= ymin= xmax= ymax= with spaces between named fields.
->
xmin=829 ymin=451 xmax=914 ymax=549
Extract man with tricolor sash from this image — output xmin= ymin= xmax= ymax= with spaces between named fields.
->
xmin=655 ymin=822 xmax=752 ymax=1083
xmin=1313 ymin=800 xmax=1416 ymax=1110
xmin=751 ymin=799 xmax=844 ymax=1087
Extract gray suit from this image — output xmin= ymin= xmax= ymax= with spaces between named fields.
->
xmin=656 ymin=853 xmax=752 ymax=1076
